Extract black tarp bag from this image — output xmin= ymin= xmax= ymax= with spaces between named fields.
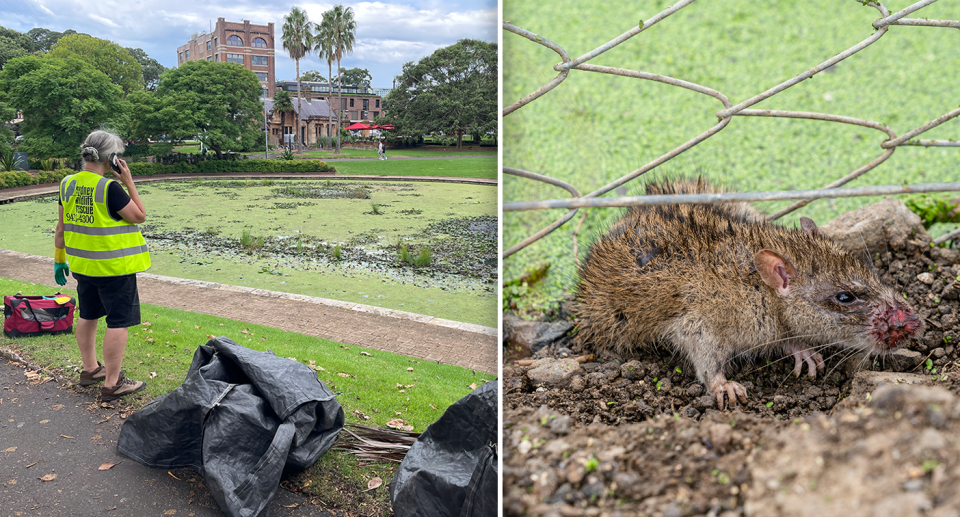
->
xmin=390 ymin=380 xmax=498 ymax=517
xmin=117 ymin=337 xmax=344 ymax=517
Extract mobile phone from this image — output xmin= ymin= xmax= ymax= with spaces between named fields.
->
xmin=109 ymin=153 xmax=121 ymax=174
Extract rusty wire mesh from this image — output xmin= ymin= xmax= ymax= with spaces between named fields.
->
xmin=502 ymin=0 xmax=960 ymax=259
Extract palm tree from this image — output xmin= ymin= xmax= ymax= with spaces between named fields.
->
xmin=272 ymin=90 xmax=294 ymax=148
xmin=315 ymin=11 xmax=337 ymax=148
xmin=328 ymin=4 xmax=356 ymax=154
xmin=281 ymin=6 xmax=314 ymax=153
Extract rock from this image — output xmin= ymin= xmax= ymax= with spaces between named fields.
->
xmin=819 ymin=197 xmax=932 ymax=255
xmin=527 ymin=358 xmax=582 ymax=387
xmin=503 ymin=313 xmax=574 ymax=359
xmin=918 ymin=272 xmax=936 ymax=285
xmin=549 ymin=415 xmax=572 ymax=435
xmin=620 ymin=360 xmax=644 ymax=380
xmin=884 ymin=348 xmax=924 ymax=372
xmin=835 ymin=371 xmax=932 ymax=411
xmin=868 ymin=383 xmax=954 ymax=413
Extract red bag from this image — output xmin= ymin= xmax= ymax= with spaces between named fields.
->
xmin=3 ymin=295 xmax=76 ymax=338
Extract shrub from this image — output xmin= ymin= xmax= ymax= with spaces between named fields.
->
xmin=0 ymin=170 xmax=33 ymax=189
xmin=124 ymin=159 xmax=335 ymax=177
xmin=332 ymin=244 xmax=342 ymax=261
xmin=413 ymin=247 xmax=431 ymax=267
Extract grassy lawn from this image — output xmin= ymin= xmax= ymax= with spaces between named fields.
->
xmin=503 ymin=0 xmax=959 ymax=315
xmin=0 ymin=277 xmax=491 ymax=514
xmin=302 ymin=148 xmax=496 ymax=159
xmin=334 ymin=157 xmax=497 ymax=179
xmin=1 ymin=179 xmax=497 ymax=327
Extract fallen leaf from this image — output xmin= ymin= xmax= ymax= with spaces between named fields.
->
xmin=366 ymin=477 xmax=383 ymax=491
xmin=302 ymin=480 xmax=312 ymax=488
xmin=39 ymin=473 xmax=57 ymax=482
xmin=147 ymin=338 xmax=154 ymax=343
xmin=106 ymin=506 xmax=117 ymax=511
xmin=98 ymin=462 xmax=120 ymax=471
xmin=386 ymin=419 xmax=414 ymax=431
xmin=241 ymin=329 xmax=249 ymax=334
xmin=91 ymin=435 xmax=101 ymax=441
xmin=360 ymin=352 xmax=372 ymax=357
xmin=170 ymin=329 xmax=179 ymax=334
xmin=206 ymin=334 xmax=216 ymax=339
xmin=150 ymin=372 xmax=157 ymax=379
xmin=39 ymin=419 xmax=49 ymax=424
xmin=147 ymin=353 xmax=152 ymax=358
xmin=164 ymin=510 xmax=177 ymax=515
xmin=61 ymin=435 xmax=74 ymax=439
xmin=194 ymin=325 xmax=200 ymax=329
xmin=429 ymin=404 xmax=437 ymax=410
xmin=142 ymin=321 xmax=152 ymax=326
xmin=6 ymin=479 xmax=16 ymax=485
xmin=25 ymin=459 xmax=39 ymax=468
xmin=168 ymin=471 xmax=180 ymax=480
xmin=399 ymin=389 xmax=405 ymax=393
xmin=407 ymin=367 xmax=414 ymax=372
xmin=338 ymin=372 xmax=350 ymax=378
xmin=3 ymin=447 xmax=15 ymax=453
xmin=50 ymin=404 xmax=64 ymax=410
xmin=280 ymin=503 xmax=299 ymax=508
xmin=469 ymin=383 xmax=477 ymax=390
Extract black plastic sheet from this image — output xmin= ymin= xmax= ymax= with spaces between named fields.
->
xmin=390 ymin=381 xmax=498 ymax=517
xmin=118 ymin=337 xmax=344 ymax=517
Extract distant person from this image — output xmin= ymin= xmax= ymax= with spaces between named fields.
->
xmin=54 ymin=129 xmax=149 ymax=401
xmin=378 ymin=139 xmax=387 ymax=160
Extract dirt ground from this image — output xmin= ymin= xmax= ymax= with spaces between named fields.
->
xmin=503 ymin=229 xmax=960 ymax=516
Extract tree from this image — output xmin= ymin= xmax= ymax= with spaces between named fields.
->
xmin=47 ymin=34 xmax=144 ymax=94
xmin=339 ymin=67 xmax=371 ymax=88
xmin=281 ymin=6 xmax=314 ymax=153
xmin=386 ymin=39 xmax=496 ymax=149
xmin=26 ymin=28 xmax=76 ymax=53
xmin=0 ymin=100 xmax=15 ymax=155
xmin=272 ymin=89 xmax=294 ymax=145
xmin=300 ymin=70 xmax=326 ymax=82
xmin=315 ymin=12 xmax=337 ymax=142
xmin=152 ymin=60 xmax=264 ymax=158
xmin=0 ymin=27 xmax=33 ymax=70
xmin=327 ymin=4 xmax=357 ymax=154
xmin=125 ymin=47 xmax=165 ymax=90
xmin=0 ymin=55 xmax=126 ymax=158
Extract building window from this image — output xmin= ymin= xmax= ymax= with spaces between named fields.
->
xmin=252 ymin=55 xmax=268 ymax=66
xmin=375 ymin=99 xmax=380 ymax=108
xmin=215 ymin=54 xmax=219 ymax=62
xmin=340 ymin=99 xmax=348 ymax=110
xmin=256 ymin=72 xmax=268 ymax=81
xmin=228 ymin=35 xmax=243 ymax=46
xmin=185 ymin=50 xmax=190 ymax=59
xmin=214 ymin=38 xmax=218 ymax=47
xmin=207 ymin=41 xmax=211 ymax=51
xmin=349 ymin=98 xmax=354 ymax=108
xmin=362 ymin=99 xmax=369 ymax=110
xmin=373 ymin=111 xmax=379 ymax=118
xmin=252 ymin=37 xmax=267 ymax=48
xmin=178 ymin=52 xmax=182 ymax=62
xmin=227 ymin=53 xmax=244 ymax=64
xmin=207 ymin=56 xmax=212 ymax=61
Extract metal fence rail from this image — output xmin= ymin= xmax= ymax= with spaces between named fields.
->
xmin=502 ymin=0 xmax=960 ymax=259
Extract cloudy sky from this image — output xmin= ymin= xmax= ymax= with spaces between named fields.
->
xmin=3 ymin=0 xmax=498 ymax=88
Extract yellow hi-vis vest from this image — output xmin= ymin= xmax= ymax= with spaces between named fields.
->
xmin=60 ymin=171 xmax=150 ymax=277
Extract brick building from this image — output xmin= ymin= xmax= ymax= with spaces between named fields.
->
xmin=275 ymin=80 xmax=385 ymax=127
xmin=263 ymin=97 xmax=336 ymax=148
xmin=176 ymin=18 xmax=276 ymax=97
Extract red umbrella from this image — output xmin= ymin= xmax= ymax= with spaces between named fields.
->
xmin=374 ymin=124 xmax=395 ymax=130
xmin=345 ymin=122 xmax=371 ymax=130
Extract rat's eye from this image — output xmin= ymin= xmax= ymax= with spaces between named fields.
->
xmin=834 ymin=292 xmax=857 ymax=304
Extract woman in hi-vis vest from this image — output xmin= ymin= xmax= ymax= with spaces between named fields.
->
xmin=54 ymin=130 xmax=149 ymax=401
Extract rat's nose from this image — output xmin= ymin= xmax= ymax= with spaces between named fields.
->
xmin=873 ymin=305 xmax=923 ymax=349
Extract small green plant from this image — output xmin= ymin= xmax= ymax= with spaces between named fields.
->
xmin=261 ymin=179 xmax=275 ymax=186
xmin=905 ymin=195 xmax=960 ymax=229
xmin=369 ymin=203 xmax=382 ymax=215
xmin=585 ymin=456 xmax=599 ymax=473
xmin=0 ymin=150 xmax=25 ymax=172
xmin=398 ymin=243 xmax=410 ymax=263
xmin=332 ymin=244 xmax=342 ymax=261
xmin=240 ymin=229 xmax=253 ymax=247
xmin=278 ymin=148 xmax=295 ymax=161
xmin=413 ymin=247 xmax=431 ymax=267
xmin=204 ymin=227 xmax=219 ymax=235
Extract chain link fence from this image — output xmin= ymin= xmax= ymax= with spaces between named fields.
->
xmin=502 ymin=0 xmax=960 ymax=259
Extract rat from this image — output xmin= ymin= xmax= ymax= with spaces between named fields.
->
xmin=573 ymin=176 xmax=923 ymax=409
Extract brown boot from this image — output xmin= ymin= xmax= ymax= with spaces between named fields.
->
xmin=79 ymin=362 xmax=106 ymax=386
xmin=100 ymin=373 xmax=146 ymax=401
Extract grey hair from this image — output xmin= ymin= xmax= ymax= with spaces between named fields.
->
xmin=80 ymin=130 xmax=125 ymax=165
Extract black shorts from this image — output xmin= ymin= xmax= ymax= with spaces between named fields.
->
xmin=74 ymin=273 xmax=141 ymax=328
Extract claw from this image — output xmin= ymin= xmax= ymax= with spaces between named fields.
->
xmin=785 ymin=343 xmax=825 ymax=378
xmin=708 ymin=373 xmax=748 ymax=410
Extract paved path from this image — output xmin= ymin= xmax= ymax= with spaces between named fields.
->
xmin=0 ymin=250 xmax=497 ymax=375
xmin=0 ymin=357 xmax=335 ymax=517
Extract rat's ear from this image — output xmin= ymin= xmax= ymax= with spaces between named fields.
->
xmin=799 ymin=217 xmax=819 ymax=236
xmin=754 ymin=249 xmax=796 ymax=296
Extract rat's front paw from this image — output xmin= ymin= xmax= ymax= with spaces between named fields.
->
xmin=785 ymin=343 xmax=825 ymax=378
xmin=707 ymin=374 xmax=748 ymax=410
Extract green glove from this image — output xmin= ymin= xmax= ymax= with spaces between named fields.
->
xmin=54 ymin=262 xmax=70 ymax=286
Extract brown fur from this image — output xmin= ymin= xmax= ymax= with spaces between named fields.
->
xmin=574 ymin=177 xmax=921 ymax=403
